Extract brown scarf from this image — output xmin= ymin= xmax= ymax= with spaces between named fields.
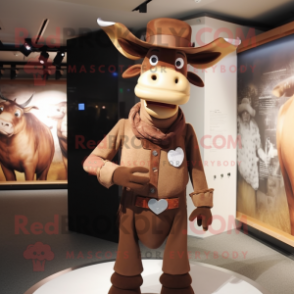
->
xmin=129 ymin=102 xmax=186 ymax=147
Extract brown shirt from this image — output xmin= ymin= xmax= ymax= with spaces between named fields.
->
xmin=86 ymin=117 xmax=213 ymax=207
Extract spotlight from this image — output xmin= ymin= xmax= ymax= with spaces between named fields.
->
xmin=24 ymin=38 xmax=32 ymax=50
xmin=55 ymin=66 xmax=64 ymax=80
xmin=53 ymin=51 xmax=65 ymax=66
xmin=139 ymin=3 xmax=147 ymax=12
xmin=39 ymin=51 xmax=49 ymax=64
xmin=10 ymin=65 xmax=19 ymax=80
xmin=20 ymin=38 xmax=33 ymax=57
xmin=132 ymin=0 xmax=152 ymax=13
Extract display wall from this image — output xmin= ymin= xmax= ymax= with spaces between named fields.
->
xmin=0 ymin=80 xmax=67 ymax=185
xmin=183 ymin=16 xmax=260 ymax=238
xmin=237 ymin=22 xmax=294 ymax=247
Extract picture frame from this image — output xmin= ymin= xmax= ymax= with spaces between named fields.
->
xmin=0 ymin=80 xmax=67 ymax=190
xmin=236 ymin=21 xmax=294 ymax=248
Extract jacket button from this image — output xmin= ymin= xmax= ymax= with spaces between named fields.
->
xmin=152 ymin=167 xmax=158 ymax=172
xmin=150 ymin=187 xmax=155 ymax=194
xmin=152 ymin=150 xmax=158 ymax=156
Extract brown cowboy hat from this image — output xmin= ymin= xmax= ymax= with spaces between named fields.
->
xmin=97 ymin=17 xmax=241 ymax=69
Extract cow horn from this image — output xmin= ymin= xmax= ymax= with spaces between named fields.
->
xmin=97 ymin=18 xmax=115 ymax=27
xmin=19 ymin=94 xmax=34 ymax=108
xmin=97 ymin=18 xmax=142 ymax=60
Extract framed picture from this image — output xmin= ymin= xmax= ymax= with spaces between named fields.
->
xmin=0 ymin=80 xmax=67 ymax=189
xmin=236 ymin=21 xmax=294 ymax=247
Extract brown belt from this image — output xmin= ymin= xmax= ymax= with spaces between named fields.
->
xmin=135 ymin=196 xmax=180 ymax=211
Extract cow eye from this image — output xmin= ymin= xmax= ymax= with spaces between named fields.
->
xmin=175 ymin=57 xmax=184 ymax=69
xmin=0 ymin=106 xmax=3 ymax=113
xmin=15 ymin=110 xmax=21 ymax=117
xmin=149 ymin=55 xmax=159 ymax=66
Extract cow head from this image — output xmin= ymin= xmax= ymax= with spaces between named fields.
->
xmin=98 ymin=18 xmax=240 ymax=119
xmin=47 ymin=101 xmax=67 ymax=119
xmin=0 ymin=95 xmax=37 ymax=137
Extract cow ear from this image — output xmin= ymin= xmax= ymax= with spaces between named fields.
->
xmin=187 ymin=72 xmax=204 ymax=87
xmin=122 ymin=64 xmax=142 ymax=78
xmin=118 ymin=38 xmax=148 ymax=59
xmin=23 ymin=106 xmax=39 ymax=113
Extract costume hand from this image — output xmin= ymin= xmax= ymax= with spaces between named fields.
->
xmin=189 ymin=207 xmax=212 ymax=231
xmin=113 ymin=166 xmax=150 ymax=190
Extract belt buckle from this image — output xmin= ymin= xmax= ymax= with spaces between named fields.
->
xmin=148 ymin=198 xmax=168 ymax=215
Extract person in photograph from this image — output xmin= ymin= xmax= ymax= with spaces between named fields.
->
xmin=237 ymin=98 xmax=269 ymax=217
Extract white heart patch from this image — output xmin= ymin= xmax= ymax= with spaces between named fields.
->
xmin=148 ymin=199 xmax=168 ymax=215
xmin=167 ymin=147 xmax=184 ymax=167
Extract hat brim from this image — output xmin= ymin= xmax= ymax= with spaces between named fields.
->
xmin=98 ymin=18 xmax=240 ymax=69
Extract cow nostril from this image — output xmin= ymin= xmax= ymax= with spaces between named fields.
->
xmin=175 ymin=78 xmax=179 ymax=84
xmin=151 ymin=75 xmax=157 ymax=81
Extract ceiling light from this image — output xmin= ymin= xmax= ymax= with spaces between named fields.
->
xmin=194 ymin=0 xmax=201 ymax=2
xmin=39 ymin=51 xmax=49 ymax=64
xmin=20 ymin=38 xmax=33 ymax=57
xmin=132 ymin=0 xmax=152 ymax=13
xmin=53 ymin=51 xmax=65 ymax=66
xmin=24 ymin=38 xmax=32 ymax=50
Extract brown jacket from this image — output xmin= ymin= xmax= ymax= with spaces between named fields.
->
xmin=90 ymin=114 xmax=213 ymax=207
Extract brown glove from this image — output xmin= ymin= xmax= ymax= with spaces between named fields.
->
xmin=112 ymin=166 xmax=150 ymax=190
xmin=189 ymin=207 xmax=213 ymax=231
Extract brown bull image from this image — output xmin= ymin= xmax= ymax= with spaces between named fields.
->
xmin=273 ymin=77 xmax=294 ymax=236
xmin=0 ymin=93 xmax=54 ymax=181
xmin=83 ymin=18 xmax=239 ymax=294
xmin=47 ymin=101 xmax=67 ymax=170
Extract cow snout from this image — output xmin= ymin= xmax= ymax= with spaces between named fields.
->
xmin=148 ymin=71 xmax=184 ymax=87
xmin=135 ymin=67 xmax=190 ymax=105
xmin=0 ymin=119 xmax=14 ymax=136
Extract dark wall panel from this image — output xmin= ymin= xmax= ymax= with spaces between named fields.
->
xmin=67 ymin=30 xmax=137 ymax=242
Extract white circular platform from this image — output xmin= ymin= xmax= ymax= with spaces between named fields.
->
xmin=25 ymin=260 xmax=271 ymax=294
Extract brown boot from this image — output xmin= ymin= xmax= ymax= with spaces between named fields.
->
xmin=108 ymin=272 xmax=143 ymax=294
xmin=160 ymin=273 xmax=194 ymax=294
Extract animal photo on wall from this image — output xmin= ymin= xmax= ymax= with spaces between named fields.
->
xmin=237 ymin=33 xmax=294 ymax=240
xmin=0 ymin=81 xmax=67 ymax=183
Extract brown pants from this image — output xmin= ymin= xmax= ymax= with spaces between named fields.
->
xmin=114 ymin=188 xmax=190 ymax=276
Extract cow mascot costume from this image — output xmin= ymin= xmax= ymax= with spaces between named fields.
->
xmin=83 ymin=18 xmax=239 ymax=294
